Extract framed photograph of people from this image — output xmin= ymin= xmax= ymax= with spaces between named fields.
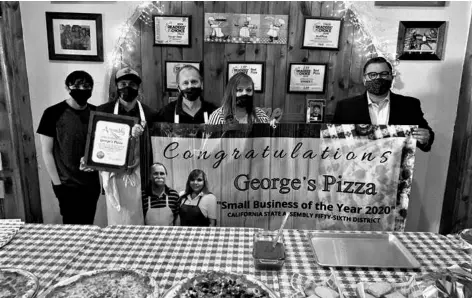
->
xmin=45 ymin=12 xmax=104 ymax=61
xmin=306 ymin=99 xmax=326 ymax=123
xmin=397 ymin=21 xmax=447 ymax=60
xmin=227 ymin=62 xmax=265 ymax=92
xmin=153 ymin=15 xmax=191 ymax=47
xmin=288 ymin=63 xmax=327 ymax=93
xmin=302 ymin=17 xmax=343 ymax=50
xmin=83 ymin=112 xmax=138 ymax=172
xmin=165 ymin=61 xmax=202 ymax=90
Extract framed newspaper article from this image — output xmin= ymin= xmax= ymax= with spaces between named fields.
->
xmin=227 ymin=62 xmax=265 ymax=92
xmin=84 ymin=112 xmax=138 ymax=172
xmin=288 ymin=63 xmax=327 ymax=93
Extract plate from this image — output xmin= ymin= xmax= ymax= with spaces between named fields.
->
xmin=38 ymin=268 xmax=159 ymax=298
xmin=0 ymin=267 xmax=39 ymax=298
xmin=161 ymin=271 xmax=279 ymax=298
xmin=308 ymin=233 xmax=421 ymax=269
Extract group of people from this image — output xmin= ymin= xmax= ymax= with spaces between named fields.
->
xmin=37 ymin=56 xmax=434 ymax=226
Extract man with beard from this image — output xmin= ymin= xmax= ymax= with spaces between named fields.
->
xmin=207 ymin=72 xmax=269 ymax=124
xmin=37 ymin=71 xmax=100 ymax=224
xmin=158 ymin=65 xmax=217 ymax=123
xmin=332 ymin=57 xmax=434 ymax=152
xmin=97 ymin=68 xmax=159 ymax=225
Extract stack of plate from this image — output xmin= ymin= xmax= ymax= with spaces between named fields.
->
xmin=0 ymin=218 xmax=24 ymax=248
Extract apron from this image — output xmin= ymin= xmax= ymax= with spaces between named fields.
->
xmin=179 ymin=195 xmax=209 ymax=227
xmin=174 ymin=104 xmax=208 ymax=123
xmin=100 ymin=100 xmax=145 ymax=226
xmin=145 ymin=192 xmax=174 ymax=226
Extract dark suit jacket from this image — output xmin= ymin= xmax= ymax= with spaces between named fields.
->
xmin=332 ymin=92 xmax=434 ymax=152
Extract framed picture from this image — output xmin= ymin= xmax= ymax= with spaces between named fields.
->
xmin=307 ymin=99 xmax=326 ymax=123
xmin=397 ymin=21 xmax=446 ymax=60
xmin=288 ymin=63 xmax=327 ymax=93
xmin=375 ymin=1 xmax=446 ymax=7
xmin=302 ymin=17 xmax=342 ymax=50
xmin=83 ymin=112 xmax=138 ymax=172
xmin=165 ymin=61 xmax=202 ymax=90
xmin=153 ymin=15 xmax=191 ymax=47
xmin=45 ymin=12 xmax=104 ymax=62
xmin=227 ymin=62 xmax=265 ymax=92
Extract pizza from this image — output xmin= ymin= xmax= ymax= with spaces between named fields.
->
xmin=0 ymin=268 xmax=39 ymax=298
xmin=163 ymin=271 xmax=277 ymax=298
xmin=40 ymin=268 xmax=158 ymax=298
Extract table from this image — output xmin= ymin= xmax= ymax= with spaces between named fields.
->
xmin=50 ymin=226 xmax=280 ymax=296
xmin=0 ymin=224 xmax=100 ymax=290
xmin=2 ymin=225 xmax=470 ymax=297
xmin=280 ymin=230 xmax=472 ymax=297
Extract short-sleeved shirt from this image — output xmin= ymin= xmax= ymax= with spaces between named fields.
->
xmin=36 ymin=101 xmax=100 ymax=187
xmin=207 ymin=107 xmax=270 ymax=124
xmin=157 ymin=96 xmax=218 ymax=124
xmin=142 ymin=185 xmax=180 ymax=216
xmin=180 ymin=192 xmax=218 ymax=220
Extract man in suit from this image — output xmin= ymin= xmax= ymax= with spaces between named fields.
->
xmin=332 ymin=57 xmax=434 ymax=152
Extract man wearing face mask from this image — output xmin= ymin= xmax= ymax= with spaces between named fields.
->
xmin=332 ymin=57 xmax=434 ymax=152
xmin=37 ymin=71 xmax=101 ymax=224
xmin=97 ymin=67 xmax=159 ymax=225
xmin=158 ymin=65 xmax=217 ymax=124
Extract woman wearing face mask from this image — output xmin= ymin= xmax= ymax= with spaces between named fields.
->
xmin=207 ymin=73 xmax=270 ymax=124
xmin=143 ymin=163 xmax=180 ymax=226
xmin=97 ymin=68 xmax=159 ymax=225
xmin=179 ymin=169 xmax=217 ymax=227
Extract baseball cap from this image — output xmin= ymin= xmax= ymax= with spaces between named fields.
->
xmin=115 ymin=67 xmax=142 ymax=85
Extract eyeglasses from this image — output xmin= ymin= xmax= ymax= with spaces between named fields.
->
xmin=117 ymin=81 xmax=139 ymax=89
xmin=69 ymin=84 xmax=92 ymax=90
xmin=364 ymin=71 xmax=392 ymax=80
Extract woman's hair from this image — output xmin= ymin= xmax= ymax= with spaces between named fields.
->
xmin=183 ymin=169 xmax=210 ymax=197
xmin=221 ymin=72 xmax=261 ymax=124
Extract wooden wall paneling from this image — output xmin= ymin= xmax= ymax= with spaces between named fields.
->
xmin=267 ymin=2 xmax=290 ymax=121
xmin=141 ymin=18 xmax=162 ymax=111
xmin=182 ymin=1 xmax=203 ymax=62
xmin=327 ymin=3 xmax=354 ymax=120
xmin=245 ymin=1 xmax=267 ymax=108
xmin=0 ymin=2 xmax=42 ymax=222
xmin=441 ymin=10 xmax=472 ymax=233
xmin=347 ymin=18 xmax=368 ymax=98
xmin=203 ymin=1 xmax=226 ymax=106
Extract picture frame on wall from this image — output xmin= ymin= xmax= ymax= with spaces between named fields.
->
xmin=153 ymin=15 xmax=191 ymax=47
xmin=306 ymin=99 xmax=326 ymax=123
xmin=288 ymin=63 xmax=327 ymax=93
xmin=301 ymin=17 xmax=343 ymax=50
xmin=165 ymin=61 xmax=202 ymax=90
xmin=45 ymin=12 xmax=104 ymax=62
xmin=227 ymin=62 xmax=265 ymax=92
xmin=396 ymin=21 xmax=446 ymax=60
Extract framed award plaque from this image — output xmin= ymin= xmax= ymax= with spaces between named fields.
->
xmin=83 ymin=111 xmax=138 ymax=172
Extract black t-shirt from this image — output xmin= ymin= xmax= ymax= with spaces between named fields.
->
xmin=157 ymin=97 xmax=218 ymax=124
xmin=37 ymin=101 xmax=100 ymax=187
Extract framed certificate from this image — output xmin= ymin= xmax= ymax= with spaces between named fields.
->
xmin=227 ymin=62 xmax=265 ymax=92
xmin=288 ymin=63 xmax=327 ymax=93
xmin=153 ymin=15 xmax=191 ymax=47
xmin=83 ymin=112 xmax=138 ymax=172
xmin=302 ymin=17 xmax=342 ymax=50
xmin=165 ymin=61 xmax=202 ymax=90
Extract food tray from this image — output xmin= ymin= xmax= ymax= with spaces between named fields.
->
xmin=308 ymin=233 xmax=421 ymax=269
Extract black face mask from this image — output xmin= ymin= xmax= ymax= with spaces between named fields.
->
xmin=236 ymin=95 xmax=253 ymax=111
xmin=118 ymin=87 xmax=139 ymax=102
xmin=365 ymin=78 xmax=392 ymax=96
xmin=69 ymin=89 xmax=92 ymax=106
xmin=180 ymin=87 xmax=202 ymax=102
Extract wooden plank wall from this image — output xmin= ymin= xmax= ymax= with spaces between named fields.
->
xmin=113 ymin=1 xmax=369 ymax=123
xmin=0 ymin=2 xmax=42 ymax=222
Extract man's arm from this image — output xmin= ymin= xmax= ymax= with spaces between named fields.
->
xmin=413 ymin=99 xmax=434 ymax=152
xmin=39 ymin=135 xmax=61 ymax=185
xmin=331 ymin=100 xmax=344 ymax=124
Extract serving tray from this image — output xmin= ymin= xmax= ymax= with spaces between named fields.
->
xmin=308 ymin=233 xmax=421 ymax=269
